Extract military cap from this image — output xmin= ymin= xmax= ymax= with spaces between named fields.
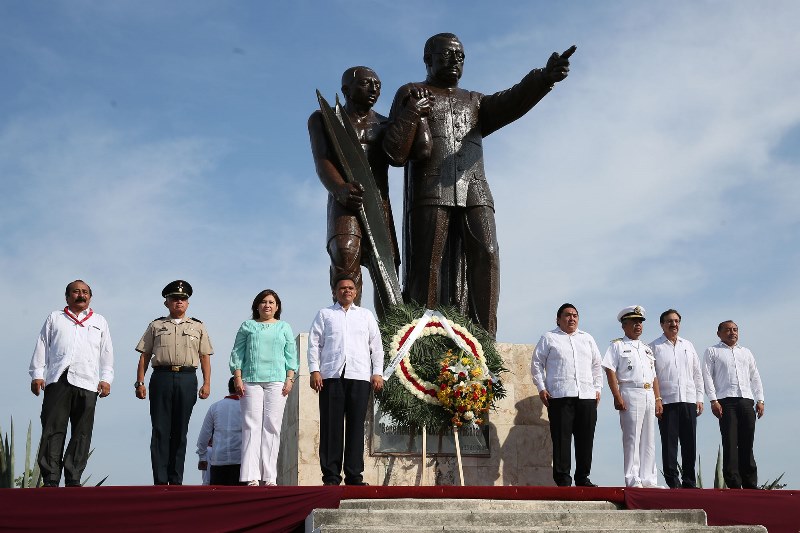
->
xmin=162 ymin=280 xmax=193 ymax=299
xmin=617 ymin=305 xmax=646 ymax=322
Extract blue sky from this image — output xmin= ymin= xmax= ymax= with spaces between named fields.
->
xmin=2 ymin=1 xmax=798 ymax=488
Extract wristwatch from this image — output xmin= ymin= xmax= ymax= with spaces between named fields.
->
xmin=134 ymin=381 xmax=145 ymax=388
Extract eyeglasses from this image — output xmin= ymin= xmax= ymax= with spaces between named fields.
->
xmin=434 ymin=49 xmax=465 ymax=62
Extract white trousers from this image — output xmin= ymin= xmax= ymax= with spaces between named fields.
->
xmin=618 ymin=387 xmax=659 ymax=487
xmin=239 ymin=381 xmax=287 ymax=483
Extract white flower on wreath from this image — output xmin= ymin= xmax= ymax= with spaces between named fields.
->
xmin=448 ymin=360 xmax=471 ymax=377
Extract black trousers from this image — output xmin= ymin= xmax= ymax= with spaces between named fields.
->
xmin=210 ymin=464 xmax=242 ymax=486
xmin=658 ymin=402 xmax=698 ymax=488
xmin=318 ymin=377 xmax=370 ymax=485
xmin=718 ymin=397 xmax=758 ymax=489
xmin=38 ymin=370 xmax=98 ymax=486
xmin=547 ymin=396 xmax=597 ymax=486
xmin=149 ymin=371 xmax=197 ymax=485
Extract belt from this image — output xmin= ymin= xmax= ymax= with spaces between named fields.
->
xmin=619 ymin=382 xmax=652 ymax=389
xmin=153 ymin=365 xmax=196 ymax=373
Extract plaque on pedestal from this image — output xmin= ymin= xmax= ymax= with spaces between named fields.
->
xmin=370 ymin=405 xmax=490 ymax=457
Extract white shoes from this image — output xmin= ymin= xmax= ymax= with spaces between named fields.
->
xmin=247 ymin=480 xmax=259 ymax=486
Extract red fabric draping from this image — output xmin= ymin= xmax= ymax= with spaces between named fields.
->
xmin=625 ymin=487 xmax=800 ymax=533
xmin=0 ymin=485 xmax=342 ymax=533
xmin=3 ymin=485 xmax=795 ymax=532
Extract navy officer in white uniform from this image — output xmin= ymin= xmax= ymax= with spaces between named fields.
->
xmin=603 ymin=305 xmax=663 ymax=488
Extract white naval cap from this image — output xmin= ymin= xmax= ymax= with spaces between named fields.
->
xmin=617 ymin=305 xmax=646 ymax=322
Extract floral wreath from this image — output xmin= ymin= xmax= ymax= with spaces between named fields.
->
xmin=378 ymin=303 xmax=506 ymax=433
xmin=390 ymin=316 xmax=488 ymax=400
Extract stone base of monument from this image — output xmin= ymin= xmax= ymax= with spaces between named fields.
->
xmin=304 ymin=498 xmax=768 ymax=532
xmin=278 ymin=334 xmax=553 ymax=486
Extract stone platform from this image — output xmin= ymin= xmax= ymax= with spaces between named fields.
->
xmin=277 ymin=334 xmax=552 ymax=486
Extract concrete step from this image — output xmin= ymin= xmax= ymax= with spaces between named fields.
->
xmin=307 ymin=508 xmax=708 ymax=529
xmin=307 ymin=524 xmax=767 ymax=533
xmin=305 ymin=499 xmax=767 ymax=533
xmin=339 ymin=498 xmax=621 ymax=511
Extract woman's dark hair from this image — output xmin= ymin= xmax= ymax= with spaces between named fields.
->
xmin=251 ymin=289 xmax=282 ymax=320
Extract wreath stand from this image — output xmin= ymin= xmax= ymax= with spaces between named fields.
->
xmin=418 ymin=424 xmax=464 ymax=486
xmin=452 ymin=426 xmax=465 ymax=486
xmin=421 ymin=425 xmax=427 ymax=485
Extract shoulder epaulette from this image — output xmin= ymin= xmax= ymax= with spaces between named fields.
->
xmin=611 ymin=337 xmax=623 ymax=344
xmin=154 ymin=316 xmax=167 ymax=321
xmin=190 ymin=317 xmax=203 ymax=323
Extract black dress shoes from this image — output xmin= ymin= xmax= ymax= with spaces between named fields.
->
xmin=575 ymin=479 xmax=598 ymax=487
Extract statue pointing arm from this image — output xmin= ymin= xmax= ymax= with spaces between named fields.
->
xmin=480 ymin=45 xmax=577 ymax=137
xmin=544 ymin=45 xmax=576 ymax=84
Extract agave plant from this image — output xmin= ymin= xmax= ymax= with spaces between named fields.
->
xmin=0 ymin=419 xmax=13 ymax=487
xmin=1 ymin=419 xmax=42 ymax=488
xmin=1 ymin=418 xmax=107 ymax=487
xmin=667 ymin=446 xmax=785 ymax=490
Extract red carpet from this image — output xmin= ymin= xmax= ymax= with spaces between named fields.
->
xmin=0 ymin=485 xmax=793 ymax=533
xmin=625 ymin=487 xmax=800 ymax=532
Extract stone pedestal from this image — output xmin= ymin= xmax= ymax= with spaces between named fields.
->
xmin=277 ymin=335 xmax=553 ymax=486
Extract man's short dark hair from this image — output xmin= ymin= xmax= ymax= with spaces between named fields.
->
xmin=424 ymin=32 xmax=461 ymax=63
xmin=228 ymin=377 xmax=236 ymax=395
xmin=718 ymin=320 xmax=737 ymax=332
xmin=332 ymin=273 xmax=357 ymax=290
xmin=65 ymin=279 xmax=92 ymax=297
xmin=660 ymin=309 xmax=681 ymax=324
xmin=557 ymin=303 xmax=578 ymax=318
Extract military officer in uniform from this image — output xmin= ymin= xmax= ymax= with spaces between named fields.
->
xmin=602 ymin=306 xmax=663 ymax=488
xmin=135 ymin=280 xmax=213 ymax=485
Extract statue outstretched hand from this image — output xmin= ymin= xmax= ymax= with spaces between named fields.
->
xmin=545 ymin=45 xmax=576 ymax=84
xmin=335 ymin=182 xmax=365 ymax=210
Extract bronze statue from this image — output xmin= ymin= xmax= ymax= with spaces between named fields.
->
xmin=309 ymin=67 xmax=431 ymax=317
xmin=308 ymin=66 xmax=398 ymax=316
xmin=384 ymin=33 xmax=575 ymax=337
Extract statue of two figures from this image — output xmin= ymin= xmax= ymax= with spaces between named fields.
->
xmin=309 ymin=33 xmax=575 ymax=338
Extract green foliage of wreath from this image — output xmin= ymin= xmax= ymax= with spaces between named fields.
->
xmin=376 ymin=302 xmax=507 ymax=434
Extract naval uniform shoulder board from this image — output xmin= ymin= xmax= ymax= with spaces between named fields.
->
xmin=152 ymin=316 xmax=167 ymax=322
xmin=190 ymin=317 xmax=203 ymax=323
xmin=611 ymin=337 xmax=623 ymax=344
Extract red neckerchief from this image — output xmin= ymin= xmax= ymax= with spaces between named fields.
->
xmin=224 ymin=395 xmax=240 ymax=400
xmin=64 ymin=307 xmax=93 ymax=327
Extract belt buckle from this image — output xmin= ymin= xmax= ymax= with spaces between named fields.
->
xmin=643 ymin=383 xmax=651 ymax=389
xmin=170 ymin=365 xmax=181 ymax=372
